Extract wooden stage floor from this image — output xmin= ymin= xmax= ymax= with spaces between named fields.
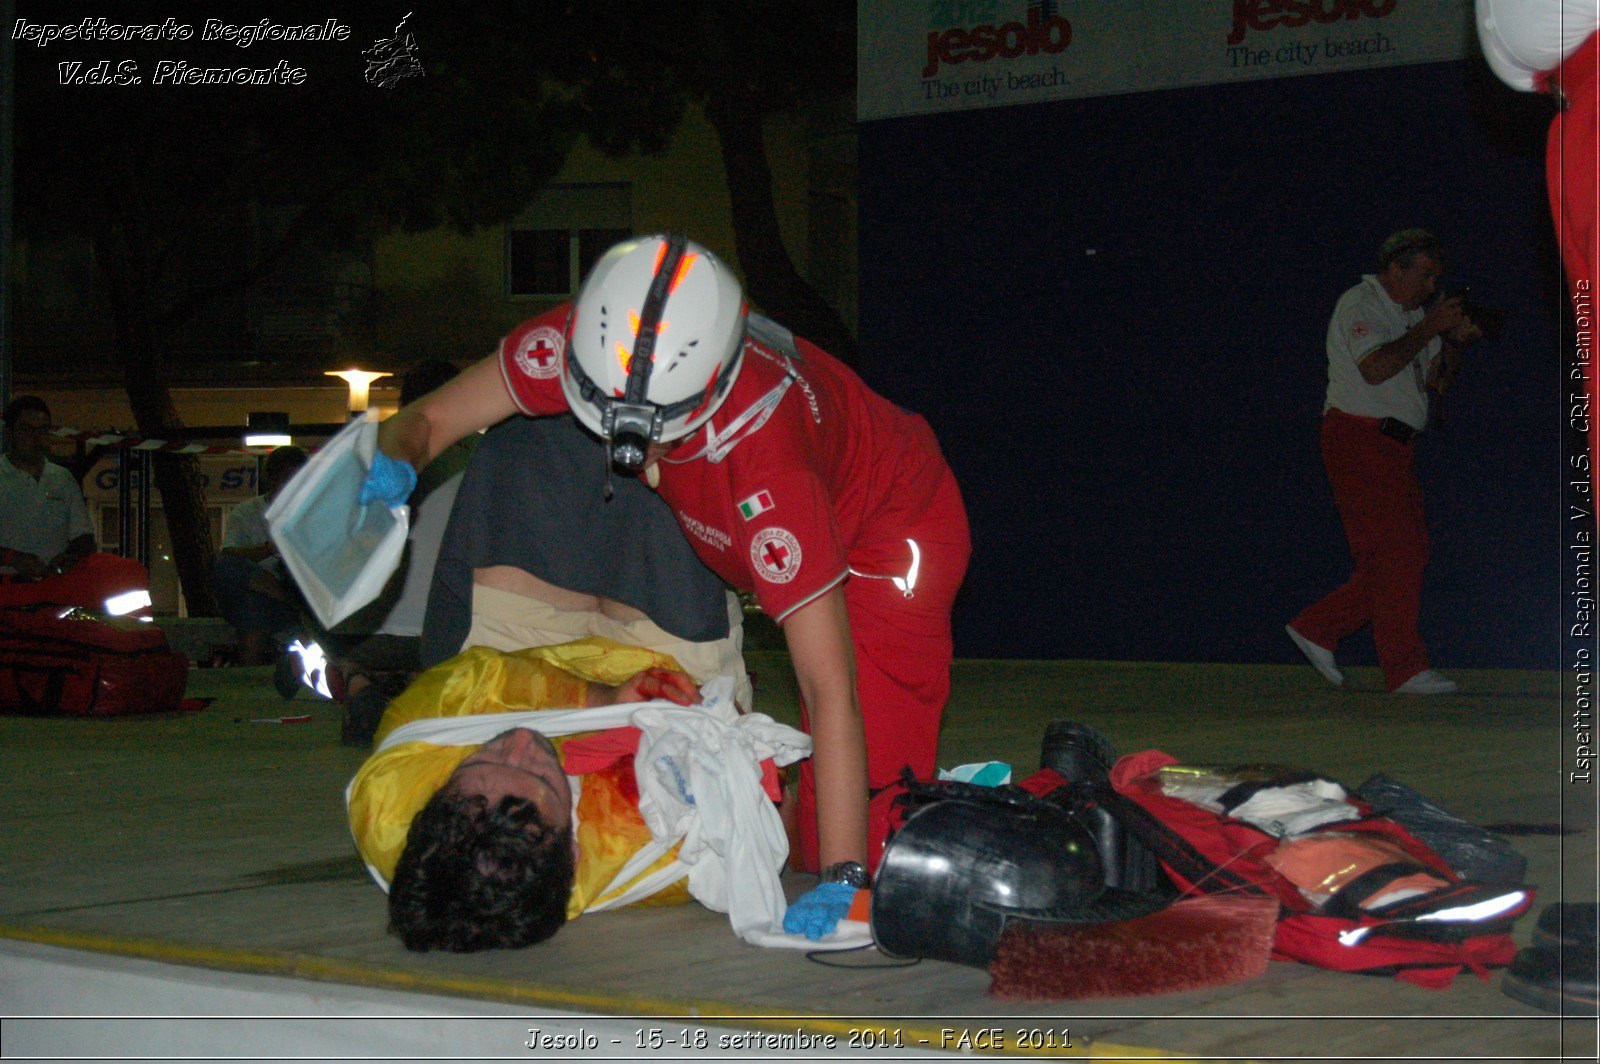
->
xmin=1 ymin=649 xmax=1593 ymax=1061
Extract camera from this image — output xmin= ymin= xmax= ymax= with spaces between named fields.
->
xmin=1443 ymin=287 xmax=1507 ymax=342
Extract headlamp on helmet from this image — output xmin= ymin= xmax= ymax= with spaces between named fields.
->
xmin=562 ymin=233 xmax=747 ymax=472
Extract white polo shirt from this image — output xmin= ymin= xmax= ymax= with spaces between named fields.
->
xmin=221 ymin=493 xmax=272 ymax=550
xmin=0 ymin=455 xmax=94 ymax=568
xmin=1324 ymin=275 xmax=1440 ymax=432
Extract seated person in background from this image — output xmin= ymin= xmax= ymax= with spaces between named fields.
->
xmin=212 ymin=445 xmax=308 ymax=664
xmin=421 ymin=412 xmax=752 ymax=711
xmin=0 ymin=395 xmax=150 ymax=616
xmin=348 ymin=637 xmax=806 ymax=952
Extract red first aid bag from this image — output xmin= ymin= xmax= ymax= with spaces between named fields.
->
xmin=0 ymin=605 xmax=189 ymax=717
xmin=1106 ymin=750 xmax=1531 ymax=989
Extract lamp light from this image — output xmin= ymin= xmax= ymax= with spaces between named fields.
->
xmin=325 ymin=368 xmax=392 ymax=417
xmin=244 ymin=411 xmax=292 ymax=448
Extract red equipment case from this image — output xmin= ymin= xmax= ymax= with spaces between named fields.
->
xmin=0 ymin=605 xmax=189 ymax=717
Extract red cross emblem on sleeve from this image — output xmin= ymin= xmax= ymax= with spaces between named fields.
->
xmin=750 ymin=527 xmax=802 ymax=584
xmin=513 ymin=325 xmax=564 ymax=380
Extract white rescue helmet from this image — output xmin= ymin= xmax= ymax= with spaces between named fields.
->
xmin=562 ymin=233 xmax=747 ymax=469
xmin=1474 ymin=0 xmax=1598 ymax=94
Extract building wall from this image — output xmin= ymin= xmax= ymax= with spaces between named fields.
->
xmin=26 ymin=98 xmax=852 ymax=422
xmin=368 ymin=99 xmax=853 ymax=354
xmin=36 ymin=386 xmax=389 ymax=441
xmin=20 ymin=99 xmax=855 ymax=613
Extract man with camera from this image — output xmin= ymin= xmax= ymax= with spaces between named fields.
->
xmin=1287 ymin=229 xmax=1483 ymax=696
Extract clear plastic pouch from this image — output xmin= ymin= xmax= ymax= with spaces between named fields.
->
xmin=266 ymin=417 xmax=409 ymax=629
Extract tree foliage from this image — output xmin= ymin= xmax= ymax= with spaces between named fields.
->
xmin=11 ymin=0 xmax=857 ymax=612
xmin=534 ymin=0 xmax=860 ymax=360
xmin=11 ymin=1 xmax=576 ymax=611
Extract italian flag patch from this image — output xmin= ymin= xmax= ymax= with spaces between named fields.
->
xmin=737 ymin=490 xmax=775 ymax=521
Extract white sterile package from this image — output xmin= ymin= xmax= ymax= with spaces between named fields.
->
xmin=266 ymin=416 xmax=409 ymax=629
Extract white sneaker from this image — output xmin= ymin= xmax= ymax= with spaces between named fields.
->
xmin=1286 ymin=625 xmax=1343 ymax=686
xmin=1394 ymin=669 xmax=1458 ymax=696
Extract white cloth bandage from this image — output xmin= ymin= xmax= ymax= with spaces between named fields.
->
xmin=348 ymin=678 xmax=867 ymax=949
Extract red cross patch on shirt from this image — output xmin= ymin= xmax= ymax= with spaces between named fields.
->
xmin=750 ymin=527 xmax=802 ymax=584
xmin=512 ymin=325 xmax=564 ymax=380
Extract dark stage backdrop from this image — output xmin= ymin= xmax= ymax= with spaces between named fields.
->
xmin=858 ymin=59 xmax=1566 ymax=670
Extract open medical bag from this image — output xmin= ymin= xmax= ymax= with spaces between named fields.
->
xmin=1102 ymin=750 xmax=1532 ymax=988
xmin=0 ymin=605 xmax=188 ymax=717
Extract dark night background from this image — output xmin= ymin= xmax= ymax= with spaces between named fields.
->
xmin=858 ymin=58 xmax=1566 ymax=670
xmin=5 ymin=5 xmax=1575 ymax=671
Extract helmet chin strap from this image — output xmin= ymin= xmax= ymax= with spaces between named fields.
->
xmin=603 ymin=438 xmax=616 ymax=502
xmin=601 ymin=437 xmax=660 ymax=499
xmin=601 ymin=437 xmax=662 ymax=499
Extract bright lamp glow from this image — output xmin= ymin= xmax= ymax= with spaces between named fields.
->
xmin=286 ymin=638 xmax=332 ymax=699
xmin=325 ymin=368 xmax=392 ymax=415
xmin=103 ymin=590 xmax=152 ymax=617
xmin=243 ymin=433 xmax=293 ymax=447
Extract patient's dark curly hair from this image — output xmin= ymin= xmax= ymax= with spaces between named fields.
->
xmin=388 ymin=788 xmax=576 ymax=952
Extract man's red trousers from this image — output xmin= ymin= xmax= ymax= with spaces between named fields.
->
xmin=1291 ymin=410 xmax=1431 ymax=691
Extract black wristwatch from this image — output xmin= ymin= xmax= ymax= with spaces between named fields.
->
xmin=820 ymin=860 xmax=870 ymax=889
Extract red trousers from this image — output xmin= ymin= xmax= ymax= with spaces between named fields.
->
xmin=0 ymin=553 xmax=151 ymax=615
xmin=1291 ymin=411 xmax=1430 ymax=691
xmin=793 ymin=471 xmax=970 ymax=875
xmin=1549 ymin=34 xmax=1600 ymax=504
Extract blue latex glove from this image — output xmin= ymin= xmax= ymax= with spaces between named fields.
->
xmin=783 ymin=882 xmax=857 ymax=941
xmin=359 ymin=450 xmax=417 ymax=507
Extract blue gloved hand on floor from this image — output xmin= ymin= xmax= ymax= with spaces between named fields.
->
xmin=359 ymin=450 xmax=417 ymax=507
xmin=783 ymin=882 xmax=856 ymax=940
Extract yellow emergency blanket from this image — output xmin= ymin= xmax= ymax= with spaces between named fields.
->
xmin=347 ymin=637 xmax=691 ymax=917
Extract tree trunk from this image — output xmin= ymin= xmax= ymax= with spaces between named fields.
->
xmin=704 ymin=88 xmax=859 ymax=366
xmin=94 ymin=229 xmax=219 ymax=617
xmin=125 ymin=377 xmax=219 ymax=619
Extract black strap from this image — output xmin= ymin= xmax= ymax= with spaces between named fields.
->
xmin=625 ymin=233 xmax=687 ymax=406
xmin=1215 ymin=771 xmax=1322 ymax=815
xmin=1098 ymin=789 xmax=1270 ymax=897
xmin=887 ymin=767 xmax=1046 ymax=817
xmin=1321 ymin=861 xmax=1450 ymax=921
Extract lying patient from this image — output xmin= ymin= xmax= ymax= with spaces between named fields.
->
xmin=391 ymin=660 xmax=695 ymax=951
xmin=347 ymin=638 xmax=806 ymax=953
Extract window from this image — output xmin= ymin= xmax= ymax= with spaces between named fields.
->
xmin=578 ymin=228 xmax=632 ymax=281
xmin=507 ymin=227 xmax=632 ymax=297
xmin=507 ymin=229 xmax=572 ymax=296
xmin=506 ymin=184 xmax=632 ymax=298
xmin=97 ymin=505 xmax=223 ymax=553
